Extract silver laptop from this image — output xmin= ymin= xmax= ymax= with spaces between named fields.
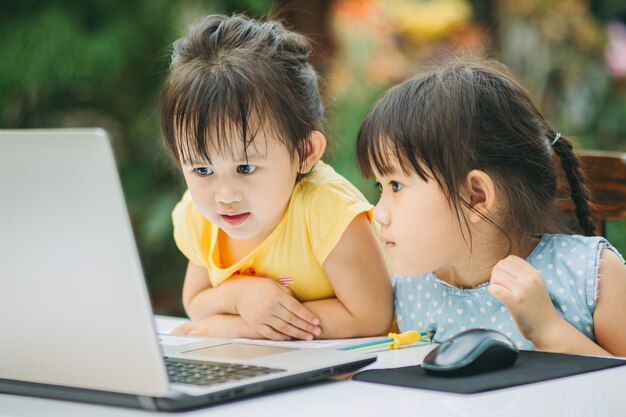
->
xmin=0 ymin=129 xmax=375 ymax=411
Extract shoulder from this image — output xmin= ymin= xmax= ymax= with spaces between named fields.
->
xmin=534 ymin=233 xmax=625 ymax=307
xmin=539 ymin=234 xmax=607 ymax=248
xmin=293 ymin=162 xmax=373 ymax=262
xmin=595 ymin=233 xmax=626 ymax=277
xmin=592 ymin=244 xmax=626 ymax=355
xmin=534 ymin=234 xmax=616 ymax=261
xmin=599 ymin=247 xmax=626 ymax=276
xmin=533 ymin=233 xmax=623 ymax=283
xmin=294 ymin=161 xmax=372 ymax=210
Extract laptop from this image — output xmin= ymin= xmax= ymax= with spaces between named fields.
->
xmin=0 ymin=129 xmax=376 ymax=411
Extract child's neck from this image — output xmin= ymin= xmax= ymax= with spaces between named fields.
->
xmin=217 ymin=230 xmax=262 ymax=268
xmin=434 ymin=233 xmax=540 ymax=289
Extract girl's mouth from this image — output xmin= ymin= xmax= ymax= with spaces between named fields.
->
xmin=221 ymin=213 xmax=250 ymax=226
xmin=379 ymin=234 xmax=395 ymax=249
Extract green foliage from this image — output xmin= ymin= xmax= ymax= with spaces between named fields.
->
xmin=0 ymin=0 xmax=300 ymax=315
xmin=327 ymin=86 xmax=388 ymax=203
xmin=2 ymin=1 xmax=624 ymax=315
xmin=1 ymin=0 xmax=188 ymax=314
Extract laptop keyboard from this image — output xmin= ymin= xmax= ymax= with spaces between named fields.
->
xmin=164 ymin=357 xmax=286 ymax=386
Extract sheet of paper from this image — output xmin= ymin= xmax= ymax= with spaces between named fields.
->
xmin=154 ymin=315 xmax=189 ymax=334
xmin=157 ymin=334 xmax=205 ymax=346
xmin=153 ymin=315 xmax=387 ymax=349
xmin=231 ymin=336 xmax=386 ymax=349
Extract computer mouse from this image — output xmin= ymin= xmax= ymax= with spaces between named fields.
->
xmin=421 ymin=328 xmax=519 ymax=376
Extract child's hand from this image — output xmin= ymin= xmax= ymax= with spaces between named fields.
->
xmin=233 ymin=276 xmax=322 ymax=341
xmin=488 ymin=255 xmax=564 ymax=345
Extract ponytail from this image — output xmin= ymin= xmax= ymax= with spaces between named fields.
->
xmin=552 ymin=136 xmax=597 ymax=236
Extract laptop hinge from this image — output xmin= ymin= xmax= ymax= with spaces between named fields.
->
xmin=137 ymin=395 xmax=159 ymax=411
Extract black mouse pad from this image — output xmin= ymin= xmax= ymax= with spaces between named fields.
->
xmin=352 ymin=350 xmax=626 ymax=394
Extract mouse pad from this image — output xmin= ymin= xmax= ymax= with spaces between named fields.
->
xmin=352 ymin=350 xmax=626 ymax=394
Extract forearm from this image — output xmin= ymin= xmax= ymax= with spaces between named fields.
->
xmin=185 ymin=280 xmax=245 ymax=320
xmin=303 ymin=298 xmax=392 ymax=339
xmin=174 ymin=314 xmax=265 ymax=339
xmin=533 ymin=318 xmax=612 ymax=356
xmin=208 ymin=314 xmax=265 ymax=339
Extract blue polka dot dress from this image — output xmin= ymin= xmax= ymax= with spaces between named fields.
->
xmin=393 ymin=234 xmax=624 ymax=349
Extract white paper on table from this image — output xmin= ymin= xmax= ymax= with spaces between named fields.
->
xmin=231 ymin=338 xmax=369 ymax=349
xmin=157 ymin=334 xmax=206 ymax=346
xmin=154 ymin=315 xmax=190 ymax=334
xmin=153 ymin=315 xmax=387 ymax=349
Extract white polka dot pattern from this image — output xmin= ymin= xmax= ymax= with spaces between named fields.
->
xmin=393 ymin=234 xmax=624 ymax=350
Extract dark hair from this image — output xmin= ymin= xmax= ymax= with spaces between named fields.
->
xmin=356 ymin=58 xmax=596 ymax=246
xmin=160 ymin=14 xmax=325 ymax=174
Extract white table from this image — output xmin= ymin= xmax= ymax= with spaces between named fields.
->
xmin=2 ymin=317 xmax=625 ymax=417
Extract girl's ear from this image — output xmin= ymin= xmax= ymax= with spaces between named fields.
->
xmin=464 ymin=169 xmax=497 ymax=223
xmin=299 ymin=131 xmax=327 ymax=174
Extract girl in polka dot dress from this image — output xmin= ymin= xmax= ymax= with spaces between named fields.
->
xmin=356 ymin=58 xmax=626 ymax=356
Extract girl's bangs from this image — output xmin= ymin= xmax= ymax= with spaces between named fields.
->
xmin=165 ymin=64 xmax=284 ymax=165
xmin=357 ymin=84 xmax=432 ymax=181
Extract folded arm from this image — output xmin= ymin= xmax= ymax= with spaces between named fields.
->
xmin=178 ymin=262 xmax=321 ymax=340
xmin=172 ymin=314 xmax=263 ymax=339
xmin=178 ymin=213 xmax=392 ymax=340
xmin=180 ymin=261 xmax=235 ymax=320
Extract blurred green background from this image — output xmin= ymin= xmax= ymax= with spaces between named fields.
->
xmin=2 ymin=0 xmax=625 ymax=316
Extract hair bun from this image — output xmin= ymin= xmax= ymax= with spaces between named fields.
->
xmin=278 ymin=31 xmax=311 ymax=65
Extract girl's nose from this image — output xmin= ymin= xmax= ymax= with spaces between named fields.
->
xmin=373 ymin=203 xmax=390 ymax=226
xmin=214 ymin=180 xmax=242 ymax=204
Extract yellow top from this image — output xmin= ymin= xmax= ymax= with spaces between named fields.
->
xmin=171 ymin=161 xmax=373 ymax=301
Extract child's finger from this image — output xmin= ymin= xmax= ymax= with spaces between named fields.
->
xmin=280 ymin=296 xmax=320 ymax=326
xmin=257 ymin=324 xmax=293 ymax=341
xmin=490 ymin=268 xmax=518 ymax=289
xmin=496 ymin=255 xmax=537 ymax=278
xmin=266 ymin=316 xmax=316 ymax=341
xmin=274 ymin=308 xmax=322 ymax=338
xmin=489 ymin=269 xmax=519 ymax=305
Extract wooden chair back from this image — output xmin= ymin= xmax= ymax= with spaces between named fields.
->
xmin=556 ymin=150 xmax=626 ymax=237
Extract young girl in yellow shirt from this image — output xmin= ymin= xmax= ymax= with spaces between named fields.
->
xmin=160 ymin=14 xmax=392 ymax=341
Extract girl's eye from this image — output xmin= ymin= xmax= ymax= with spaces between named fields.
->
xmin=193 ymin=167 xmax=213 ymax=177
xmin=375 ymin=182 xmax=382 ymax=192
xmin=236 ymin=164 xmax=257 ymax=175
xmin=390 ymin=181 xmax=403 ymax=192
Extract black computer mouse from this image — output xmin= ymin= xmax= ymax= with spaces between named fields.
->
xmin=421 ymin=328 xmax=519 ymax=376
